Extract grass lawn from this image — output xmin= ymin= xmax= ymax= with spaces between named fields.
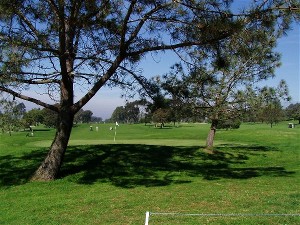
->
xmin=0 ymin=122 xmax=299 ymax=224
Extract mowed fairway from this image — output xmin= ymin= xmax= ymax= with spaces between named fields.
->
xmin=0 ymin=122 xmax=299 ymax=224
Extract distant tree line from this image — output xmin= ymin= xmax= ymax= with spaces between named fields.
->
xmin=1 ymin=97 xmax=299 ymax=136
xmin=109 ymin=99 xmax=299 ymax=128
xmin=0 ymin=99 xmax=102 ymax=134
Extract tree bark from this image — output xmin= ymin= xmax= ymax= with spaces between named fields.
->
xmin=206 ymin=119 xmax=218 ymax=150
xmin=31 ymin=111 xmax=74 ymax=181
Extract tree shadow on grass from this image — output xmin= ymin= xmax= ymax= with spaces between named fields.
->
xmin=0 ymin=148 xmax=47 ymax=187
xmin=0 ymin=144 xmax=295 ymax=188
xmin=61 ymin=144 xmax=295 ymax=187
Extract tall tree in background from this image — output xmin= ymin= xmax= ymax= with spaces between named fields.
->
xmin=152 ymin=108 xmax=171 ymax=127
xmin=42 ymin=107 xmax=59 ymax=128
xmin=110 ymin=101 xmax=141 ymax=123
xmin=0 ymin=1 xmax=298 ymax=180
xmin=285 ymin=103 xmax=300 ymax=124
xmin=74 ymin=109 xmax=93 ymax=123
xmin=110 ymin=106 xmax=126 ymax=123
xmin=124 ymin=101 xmax=140 ymax=123
xmin=23 ymin=108 xmax=44 ymax=127
xmin=257 ymin=81 xmax=290 ymax=127
xmin=162 ymin=19 xmax=292 ymax=149
xmin=0 ymin=99 xmax=26 ymax=135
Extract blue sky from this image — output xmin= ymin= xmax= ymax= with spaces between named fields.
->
xmin=272 ymin=25 xmax=299 ymax=103
xmin=85 ymin=24 xmax=299 ymax=119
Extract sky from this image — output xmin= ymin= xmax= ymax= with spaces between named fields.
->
xmin=267 ymin=24 xmax=300 ymax=102
xmin=84 ymin=24 xmax=299 ymax=119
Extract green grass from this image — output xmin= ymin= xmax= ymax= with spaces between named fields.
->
xmin=0 ymin=122 xmax=299 ymax=224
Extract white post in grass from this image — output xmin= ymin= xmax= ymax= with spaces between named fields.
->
xmin=145 ymin=211 xmax=150 ymax=225
xmin=114 ymin=121 xmax=119 ymax=142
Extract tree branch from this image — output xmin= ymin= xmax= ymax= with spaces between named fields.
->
xmin=120 ymin=0 xmax=137 ymax=47
xmin=72 ymin=54 xmax=125 ymax=112
xmin=0 ymin=86 xmax=59 ymax=112
xmin=0 ymin=72 xmax=60 ymax=84
xmin=127 ymin=33 xmax=231 ymax=56
xmin=126 ymin=2 xmax=172 ymax=45
xmin=14 ymin=8 xmax=57 ymax=54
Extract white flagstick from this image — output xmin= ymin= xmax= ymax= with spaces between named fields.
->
xmin=114 ymin=122 xmax=119 ymax=142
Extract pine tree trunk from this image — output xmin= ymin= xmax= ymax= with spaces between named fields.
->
xmin=31 ymin=111 xmax=74 ymax=181
xmin=30 ymin=25 xmax=77 ymax=181
xmin=206 ymin=119 xmax=218 ymax=150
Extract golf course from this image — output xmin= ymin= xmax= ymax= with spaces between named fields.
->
xmin=0 ymin=122 xmax=299 ymax=224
